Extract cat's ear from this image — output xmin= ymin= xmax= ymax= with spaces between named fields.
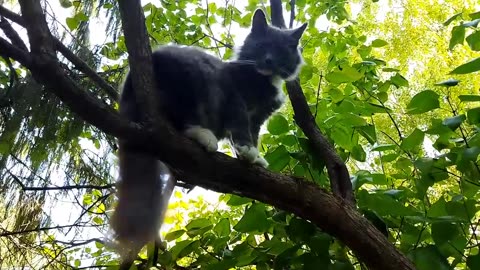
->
xmin=290 ymin=23 xmax=308 ymax=41
xmin=251 ymin=9 xmax=268 ymax=35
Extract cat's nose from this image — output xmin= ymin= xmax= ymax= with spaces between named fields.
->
xmin=264 ymin=55 xmax=273 ymax=68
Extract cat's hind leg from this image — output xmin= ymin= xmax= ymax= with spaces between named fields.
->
xmin=184 ymin=125 xmax=218 ymax=152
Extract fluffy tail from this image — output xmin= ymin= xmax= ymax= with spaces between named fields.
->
xmin=110 ymin=141 xmax=176 ymax=261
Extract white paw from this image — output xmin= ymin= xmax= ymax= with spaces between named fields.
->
xmin=253 ymin=156 xmax=269 ymax=168
xmin=235 ymin=145 xmax=259 ymax=162
xmin=184 ymin=126 xmax=218 ymax=152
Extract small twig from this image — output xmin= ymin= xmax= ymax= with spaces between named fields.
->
xmin=0 ymin=223 xmax=101 ymax=237
xmin=289 ymin=0 xmax=296 ymax=28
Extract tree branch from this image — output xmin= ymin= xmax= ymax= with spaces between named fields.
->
xmin=117 ymin=0 xmax=159 ymax=124
xmin=0 ymin=17 xmax=28 ymax=51
xmin=269 ymin=0 xmax=354 ymax=203
xmin=0 ymin=4 xmax=118 ymax=101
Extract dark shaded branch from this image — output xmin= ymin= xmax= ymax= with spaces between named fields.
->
xmin=289 ymin=0 xmax=296 ymax=28
xmin=270 ymin=0 xmax=286 ymax=28
xmin=0 ymin=223 xmax=101 ymax=237
xmin=0 ymin=5 xmax=25 ymax=25
xmin=269 ymin=0 xmax=353 ymax=203
xmin=117 ymin=0 xmax=158 ymax=124
xmin=0 ymin=17 xmax=28 ymax=51
xmin=0 ymin=36 xmax=32 ymax=65
xmin=0 ymin=4 xmax=118 ymax=100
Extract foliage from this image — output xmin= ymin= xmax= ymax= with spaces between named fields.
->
xmin=1 ymin=0 xmax=480 ymax=269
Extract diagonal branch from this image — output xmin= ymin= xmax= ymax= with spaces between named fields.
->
xmin=0 ymin=17 xmax=28 ymax=51
xmin=269 ymin=0 xmax=354 ymax=204
xmin=0 ymin=4 xmax=118 ymax=100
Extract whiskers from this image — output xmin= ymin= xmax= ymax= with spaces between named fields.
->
xmin=229 ymin=60 xmax=256 ymax=66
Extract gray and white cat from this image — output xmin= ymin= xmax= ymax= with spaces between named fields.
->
xmin=120 ymin=9 xmax=306 ymax=166
xmin=111 ymin=8 xmax=307 ymax=258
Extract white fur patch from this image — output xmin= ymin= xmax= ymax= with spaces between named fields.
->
xmin=235 ymin=145 xmax=259 ymax=161
xmin=184 ymin=126 xmax=218 ymax=152
xmin=271 ymin=75 xmax=286 ymax=104
xmin=253 ymin=156 xmax=269 ymax=168
xmin=235 ymin=145 xmax=269 ymax=168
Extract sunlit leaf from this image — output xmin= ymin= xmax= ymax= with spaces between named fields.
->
xmin=406 ymin=90 xmax=440 ymax=114
xmin=450 ymin=57 xmax=480 ymax=74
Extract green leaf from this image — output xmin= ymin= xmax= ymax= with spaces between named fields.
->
xmin=470 ymin=11 xmax=480 ymax=20
xmin=467 ymin=107 xmax=480 ymax=124
xmin=74 ymin=259 xmax=81 ymax=267
xmin=234 ymin=203 xmax=270 ymax=233
xmin=435 ymin=78 xmax=459 ymax=87
xmin=408 ymin=245 xmax=450 ymax=270
xmin=449 ymin=25 xmax=465 ymax=50
xmin=185 ymin=218 xmax=212 ymax=237
xmin=401 ymin=128 xmax=424 ymax=151
xmin=351 ymin=144 xmax=366 ymax=162
xmin=431 ymin=222 xmax=459 ymax=245
xmin=390 ymin=73 xmax=409 ymax=88
xmin=326 ymin=66 xmax=363 ymax=84
xmin=265 ymin=145 xmax=290 ymax=172
xmin=443 ymin=12 xmax=462 ymax=26
xmin=450 ymin=57 xmax=480 ymax=74
xmin=466 ymin=31 xmax=480 ymax=51
xmin=443 ymin=115 xmax=465 ymax=131
xmin=59 ymin=0 xmax=73 ymax=8
xmin=357 ymin=124 xmax=377 ymax=145
xmin=371 ymin=39 xmax=388 ymax=47
xmin=226 ymin=194 xmax=252 ymax=206
xmin=406 ymin=90 xmax=440 ymax=114
xmin=286 ymin=218 xmax=317 ymax=243
xmin=371 ymin=144 xmax=396 ymax=151
xmin=467 ymin=254 xmax=480 ymax=270
xmin=357 ymin=190 xmax=420 ymax=216
xmin=267 ymin=114 xmax=289 ymax=135
xmin=165 ymin=230 xmax=185 ymax=241
xmin=213 ymin=218 xmax=230 ymax=238
xmin=66 ymin=17 xmax=79 ymax=31
xmin=459 ymin=95 xmax=480 ymax=102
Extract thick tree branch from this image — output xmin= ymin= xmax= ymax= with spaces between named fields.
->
xmin=117 ymin=0 xmax=159 ymax=124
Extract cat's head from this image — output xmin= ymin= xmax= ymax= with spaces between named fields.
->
xmin=237 ymin=9 xmax=307 ymax=81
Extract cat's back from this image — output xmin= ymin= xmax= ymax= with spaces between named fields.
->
xmin=152 ymin=45 xmax=222 ymax=75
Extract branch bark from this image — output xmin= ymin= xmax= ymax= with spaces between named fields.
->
xmin=269 ymin=0 xmax=354 ymax=204
xmin=0 ymin=4 xmax=118 ymax=100
xmin=2 ymin=2 xmax=415 ymax=270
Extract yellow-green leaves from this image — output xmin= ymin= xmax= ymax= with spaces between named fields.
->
xmin=449 ymin=26 xmax=465 ymax=50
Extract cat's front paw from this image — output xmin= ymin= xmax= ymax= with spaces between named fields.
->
xmin=253 ymin=156 xmax=269 ymax=168
xmin=235 ymin=145 xmax=259 ymax=162
xmin=235 ymin=145 xmax=268 ymax=167
xmin=184 ymin=126 xmax=218 ymax=152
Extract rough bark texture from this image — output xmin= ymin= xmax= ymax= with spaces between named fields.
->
xmin=0 ymin=1 xmax=416 ymax=269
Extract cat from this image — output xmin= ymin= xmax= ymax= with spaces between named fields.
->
xmin=110 ymin=8 xmax=307 ymax=259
